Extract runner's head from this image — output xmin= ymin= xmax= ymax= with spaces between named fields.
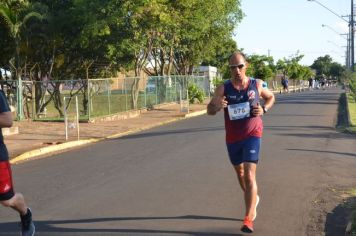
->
xmin=229 ymin=52 xmax=248 ymax=81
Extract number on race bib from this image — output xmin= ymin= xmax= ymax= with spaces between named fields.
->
xmin=228 ymin=102 xmax=250 ymax=120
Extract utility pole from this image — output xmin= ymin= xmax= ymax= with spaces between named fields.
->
xmin=352 ymin=0 xmax=355 ymax=71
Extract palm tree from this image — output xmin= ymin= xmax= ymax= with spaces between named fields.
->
xmin=0 ymin=0 xmax=44 ymax=119
xmin=0 ymin=0 xmax=43 ymax=80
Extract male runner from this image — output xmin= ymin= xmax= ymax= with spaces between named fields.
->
xmin=207 ymin=51 xmax=275 ymax=233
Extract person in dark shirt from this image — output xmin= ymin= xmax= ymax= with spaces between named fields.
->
xmin=0 ymin=90 xmax=35 ymax=236
xmin=207 ymin=52 xmax=275 ymax=233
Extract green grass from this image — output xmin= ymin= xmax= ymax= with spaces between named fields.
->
xmin=341 ymin=95 xmax=356 ymax=234
xmin=346 ymin=94 xmax=356 ymax=133
xmin=347 ymin=94 xmax=356 ymax=125
xmin=29 ymin=90 xmax=181 ymax=121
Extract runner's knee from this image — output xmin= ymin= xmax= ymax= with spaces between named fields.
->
xmin=243 ymin=172 xmax=256 ymax=187
xmin=0 ymin=199 xmax=12 ymax=207
xmin=234 ymin=165 xmax=244 ymax=178
xmin=1 ymin=193 xmax=24 ymax=208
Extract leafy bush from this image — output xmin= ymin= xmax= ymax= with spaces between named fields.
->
xmin=212 ymin=77 xmax=224 ymax=87
xmin=188 ymin=83 xmax=204 ymax=104
xmin=349 ymin=74 xmax=356 ymax=102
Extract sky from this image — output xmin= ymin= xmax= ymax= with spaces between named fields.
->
xmin=234 ymin=0 xmax=351 ymax=66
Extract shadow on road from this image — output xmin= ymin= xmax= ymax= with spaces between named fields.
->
xmin=0 ymin=215 xmax=243 ymax=236
xmin=278 ymin=132 xmax=355 ymax=140
xmin=116 ymin=126 xmax=225 ymax=140
xmin=265 ymin=125 xmax=333 ymax=130
xmin=287 ymin=148 xmax=356 ymax=158
xmin=325 ymin=196 xmax=356 ymax=236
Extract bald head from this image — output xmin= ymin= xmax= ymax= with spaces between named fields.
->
xmin=229 ymin=51 xmax=247 ymax=64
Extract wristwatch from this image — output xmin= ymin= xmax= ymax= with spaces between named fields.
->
xmin=262 ymin=105 xmax=268 ymax=114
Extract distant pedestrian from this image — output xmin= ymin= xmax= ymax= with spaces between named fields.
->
xmin=207 ymin=52 xmax=275 ymax=233
xmin=308 ymin=77 xmax=313 ymax=90
xmin=281 ymin=77 xmax=289 ymax=93
xmin=0 ymin=90 xmax=35 ymax=236
xmin=320 ymin=75 xmax=326 ymax=90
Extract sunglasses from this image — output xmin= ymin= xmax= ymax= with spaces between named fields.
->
xmin=229 ymin=64 xmax=245 ymax=70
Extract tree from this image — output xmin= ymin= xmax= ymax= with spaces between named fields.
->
xmin=329 ymin=62 xmax=345 ymax=81
xmin=0 ymin=0 xmax=43 ymax=80
xmin=246 ymin=54 xmax=275 ymax=82
xmin=172 ymin=0 xmax=243 ymax=75
xmin=310 ymin=55 xmax=333 ymax=78
xmin=276 ymin=53 xmax=306 ymax=81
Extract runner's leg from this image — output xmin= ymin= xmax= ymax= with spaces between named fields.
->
xmin=234 ymin=164 xmax=246 ymax=192
xmin=243 ymin=162 xmax=258 ymax=220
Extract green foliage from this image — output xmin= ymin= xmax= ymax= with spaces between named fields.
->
xmin=212 ymin=77 xmax=225 ymax=87
xmin=349 ymin=73 xmax=356 ymax=102
xmin=347 ymin=94 xmax=356 ymax=127
xmin=310 ymin=54 xmax=345 ymax=80
xmin=0 ymin=0 xmax=44 ymax=79
xmin=246 ymin=54 xmax=275 ymax=82
xmin=188 ymin=83 xmax=204 ymax=104
xmin=311 ymin=55 xmax=333 ymax=76
xmin=275 ymin=53 xmax=313 ymax=81
xmin=329 ymin=62 xmax=345 ymax=78
xmin=1 ymin=0 xmax=244 ymax=81
xmin=299 ymin=66 xmax=315 ymax=80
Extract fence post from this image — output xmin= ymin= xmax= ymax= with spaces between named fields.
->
xmin=125 ymin=77 xmax=128 ymax=111
xmin=76 ymin=96 xmax=80 ymax=140
xmin=16 ymin=78 xmax=24 ymax=120
xmin=87 ymin=80 xmax=91 ymax=120
xmin=64 ymin=96 xmax=68 ymax=140
xmin=32 ymin=82 xmax=36 ymax=119
xmin=107 ymin=79 xmax=111 ymax=115
xmin=155 ymin=77 xmax=158 ymax=105
xmin=144 ymin=78 xmax=147 ymax=108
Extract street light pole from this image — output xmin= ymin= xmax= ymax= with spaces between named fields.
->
xmin=351 ymin=0 xmax=354 ymax=70
xmin=342 ymin=32 xmax=351 ymax=68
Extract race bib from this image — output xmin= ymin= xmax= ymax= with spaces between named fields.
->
xmin=227 ymin=102 xmax=250 ymax=120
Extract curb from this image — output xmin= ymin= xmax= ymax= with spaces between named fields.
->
xmin=10 ymin=109 xmax=207 ymax=164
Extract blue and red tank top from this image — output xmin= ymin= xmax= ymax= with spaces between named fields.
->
xmin=223 ymin=78 xmax=263 ymax=144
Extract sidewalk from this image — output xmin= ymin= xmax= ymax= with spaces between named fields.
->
xmin=5 ymin=102 xmax=209 ymax=164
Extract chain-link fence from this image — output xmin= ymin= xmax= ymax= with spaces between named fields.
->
xmin=1 ymin=75 xmax=210 ymax=121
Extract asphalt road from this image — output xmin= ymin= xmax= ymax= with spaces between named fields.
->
xmin=1 ymin=87 xmax=355 ymax=236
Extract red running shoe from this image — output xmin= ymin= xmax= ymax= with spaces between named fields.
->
xmin=241 ymin=216 xmax=254 ymax=233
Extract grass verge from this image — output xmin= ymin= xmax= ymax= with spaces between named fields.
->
xmin=343 ymin=94 xmax=356 ymax=235
xmin=346 ymin=93 xmax=356 ymax=133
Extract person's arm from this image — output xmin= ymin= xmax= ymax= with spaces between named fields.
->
xmin=207 ymin=84 xmax=227 ymax=115
xmin=0 ymin=91 xmax=12 ymax=128
xmin=251 ymin=79 xmax=275 ymax=116
xmin=0 ymin=111 xmax=13 ymax=128
xmin=259 ymin=80 xmax=275 ymax=113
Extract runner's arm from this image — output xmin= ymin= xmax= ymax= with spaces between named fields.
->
xmin=257 ymin=80 xmax=275 ymax=113
xmin=0 ymin=111 xmax=13 ymax=128
xmin=207 ymin=84 xmax=227 ymax=115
